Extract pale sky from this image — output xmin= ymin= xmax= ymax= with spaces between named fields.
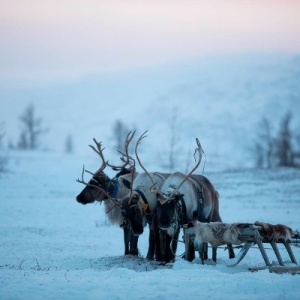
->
xmin=1 ymin=0 xmax=300 ymax=86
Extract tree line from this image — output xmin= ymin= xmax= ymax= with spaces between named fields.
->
xmin=254 ymin=111 xmax=300 ymax=168
xmin=0 ymin=104 xmax=299 ymax=173
xmin=0 ymin=103 xmax=136 ymax=172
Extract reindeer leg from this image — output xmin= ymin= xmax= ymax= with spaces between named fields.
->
xmin=185 ymin=235 xmax=195 ymax=262
xmin=212 ymin=247 xmax=217 ymax=263
xmin=123 ymin=225 xmax=131 ymax=255
xmin=227 ymin=243 xmax=235 ymax=259
xmin=170 ymin=227 xmax=180 ymax=260
xmin=164 ymin=234 xmax=174 ymax=263
xmin=146 ymin=227 xmax=155 ymax=260
xmin=199 ymin=243 xmax=205 ymax=264
xmin=129 ymin=231 xmax=139 ymax=256
xmin=203 ymin=242 xmax=208 ymax=261
xmin=153 ymin=217 xmax=163 ymax=262
xmin=166 ymin=235 xmax=173 ymax=263
xmin=159 ymin=230 xmax=167 ymax=263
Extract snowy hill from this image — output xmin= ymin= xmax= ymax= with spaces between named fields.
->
xmin=1 ymin=53 xmax=300 ymax=172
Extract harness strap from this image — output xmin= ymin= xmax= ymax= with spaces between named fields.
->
xmin=134 ymin=189 xmax=150 ymax=215
xmin=178 ymin=197 xmax=187 ymax=226
xmin=186 ymin=175 xmax=206 ymax=222
xmin=108 ymin=178 xmax=119 ymax=198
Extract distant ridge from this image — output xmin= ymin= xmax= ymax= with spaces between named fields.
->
xmin=1 ymin=53 xmax=299 ymax=172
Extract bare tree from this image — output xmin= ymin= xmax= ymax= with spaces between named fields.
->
xmin=0 ymin=122 xmax=7 ymax=172
xmin=65 ymin=134 xmax=74 ymax=154
xmin=253 ymin=111 xmax=299 ymax=169
xmin=254 ymin=117 xmax=275 ymax=168
xmin=294 ymin=131 xmax=300 ymax=167
xmin=17 ymin=103 xmax=48 ymax=150
xmin=275 ymin=111 xmax=294 ymax=167
xmin=169 ymin=106 xmax=178 ymax=172
xmin=254 ymin=142 xmax=264 ymax=169
xmin=0 ymin=157 xmax=5 ymax=172
xmin=112 ymin=120 xmax=129 ymax=153
xmin=0 ymin=122 xmax=4 ymax=148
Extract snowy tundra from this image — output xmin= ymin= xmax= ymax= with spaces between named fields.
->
xmin=0 ymin=151 xmax=300 ymax=300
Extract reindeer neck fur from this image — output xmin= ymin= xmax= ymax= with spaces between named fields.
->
xmin=162 ymin=172 xmax=199 ymax=221
xmin=132 ymin=172 xmax=167 ymax=212
xmin=188 ymin=174 xmax=220 ymax=222
xmin=104 ymin=173 xmax=136 ymax=225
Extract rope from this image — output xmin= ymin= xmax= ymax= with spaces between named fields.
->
xmin=169 ymin=212 xmax=186 ymax=258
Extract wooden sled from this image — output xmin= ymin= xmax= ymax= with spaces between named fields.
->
xmin=183 ymin=222 xmax=299 ymax=268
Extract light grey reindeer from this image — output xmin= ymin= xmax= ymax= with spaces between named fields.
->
xmin=142 ymin=138 xmax=235 ymax=263
xmin=120 ymin=131 xmax=171 ymax=261
xmin=186 ymin=220 xmax=247 ymax=264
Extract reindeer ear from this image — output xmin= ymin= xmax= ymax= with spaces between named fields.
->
xmin=187 ymin=221 xmax=194 ymax=228
xmin=156 ymin=192 xmax=163 ymax=200
xmin=120 ymin=173 xmax=135 ymax=189
xmin=175 ymin=193 xmax=184 ymax=201
xmin=131 ymin=194 xmax=139 ymax=203
xmin=121 ymin=178 xmax=131 ymax=189
xmin=192 ymin=211 xmax=198 ymax=220
xmin=142 ymin=204 xmax=148 ymax=212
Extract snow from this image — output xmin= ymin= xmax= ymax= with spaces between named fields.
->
xmin=1 ymin=52 xmax=300 ymax=299
xmin=1 ymin=150 xmax=300 ymax=300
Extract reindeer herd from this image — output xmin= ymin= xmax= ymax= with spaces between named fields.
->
xmin=75 ymin=131 xmax=298 ymax=267
xmin=76 ymin=130 xmax=234 ymax=264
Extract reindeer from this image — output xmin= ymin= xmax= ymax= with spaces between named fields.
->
xmin=76 ymin=132 xmax=139 ymax=255
xmin=186 ymin=220 xmax=248 ymax=264
xmin=120 ymin=172 xmax=169 ymax=261
xmin=254 ymin=221 xmax=294 ymax=242
xmin=119 ymin=132 xmax=171 ymax=261
xmin=143 ymin=138 xmax=235 ymax=263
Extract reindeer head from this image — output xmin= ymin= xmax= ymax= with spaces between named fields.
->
xmin=155 ymin=188 xmax=184 ymax=230
xmin=76 ymin=172 xmax=112 ymax=204
xmin=76 ymin=139 xmax=112 ymax=204
xmin=76 ymin=132 xmax=136 ymax=205
xmin=121 ymin=191 xmax=148 ymax=236
xmin=149 ymin=138 xmax=203 ymax=231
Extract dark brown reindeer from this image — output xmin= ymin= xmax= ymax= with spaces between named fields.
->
xmin=98 ymin=131 xmax=170 ymax=261
xmin=76 ymin=132 xmax=139 ymax=255
xmin=120 ymin=131 xmax=170 ymax=261
xmin=144 ymin=138 xmax=235 ymax=263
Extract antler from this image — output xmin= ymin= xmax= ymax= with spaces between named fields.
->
xmin=88 ymin=138 xmax=107 ymax=176
xmin=107 ymin=131 xmax=136 ymax=171
xmin=123 ymin=153 xmax=136 ymax=204
xmin=135 ymin=130 xmax=164 ymax=197
xmin=169 ymin=138 xmax=203 ymax=197
xmin=76 ymin=164 xmax=122 ymax=208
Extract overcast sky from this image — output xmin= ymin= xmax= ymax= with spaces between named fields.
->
xmin=1 ymin=0 xmax=300 ymax=87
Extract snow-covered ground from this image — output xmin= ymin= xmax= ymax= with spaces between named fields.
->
xmin=0 ymin=151 xmax=299 ymax=299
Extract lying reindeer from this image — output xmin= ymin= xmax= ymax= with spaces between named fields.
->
xmin=141 ymin=137 xmax=235 ymax=263
xmin=76 ymin=132 xmax=139 ymax=255
xmin=254 ymin=221 xmax=294 ymax=242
